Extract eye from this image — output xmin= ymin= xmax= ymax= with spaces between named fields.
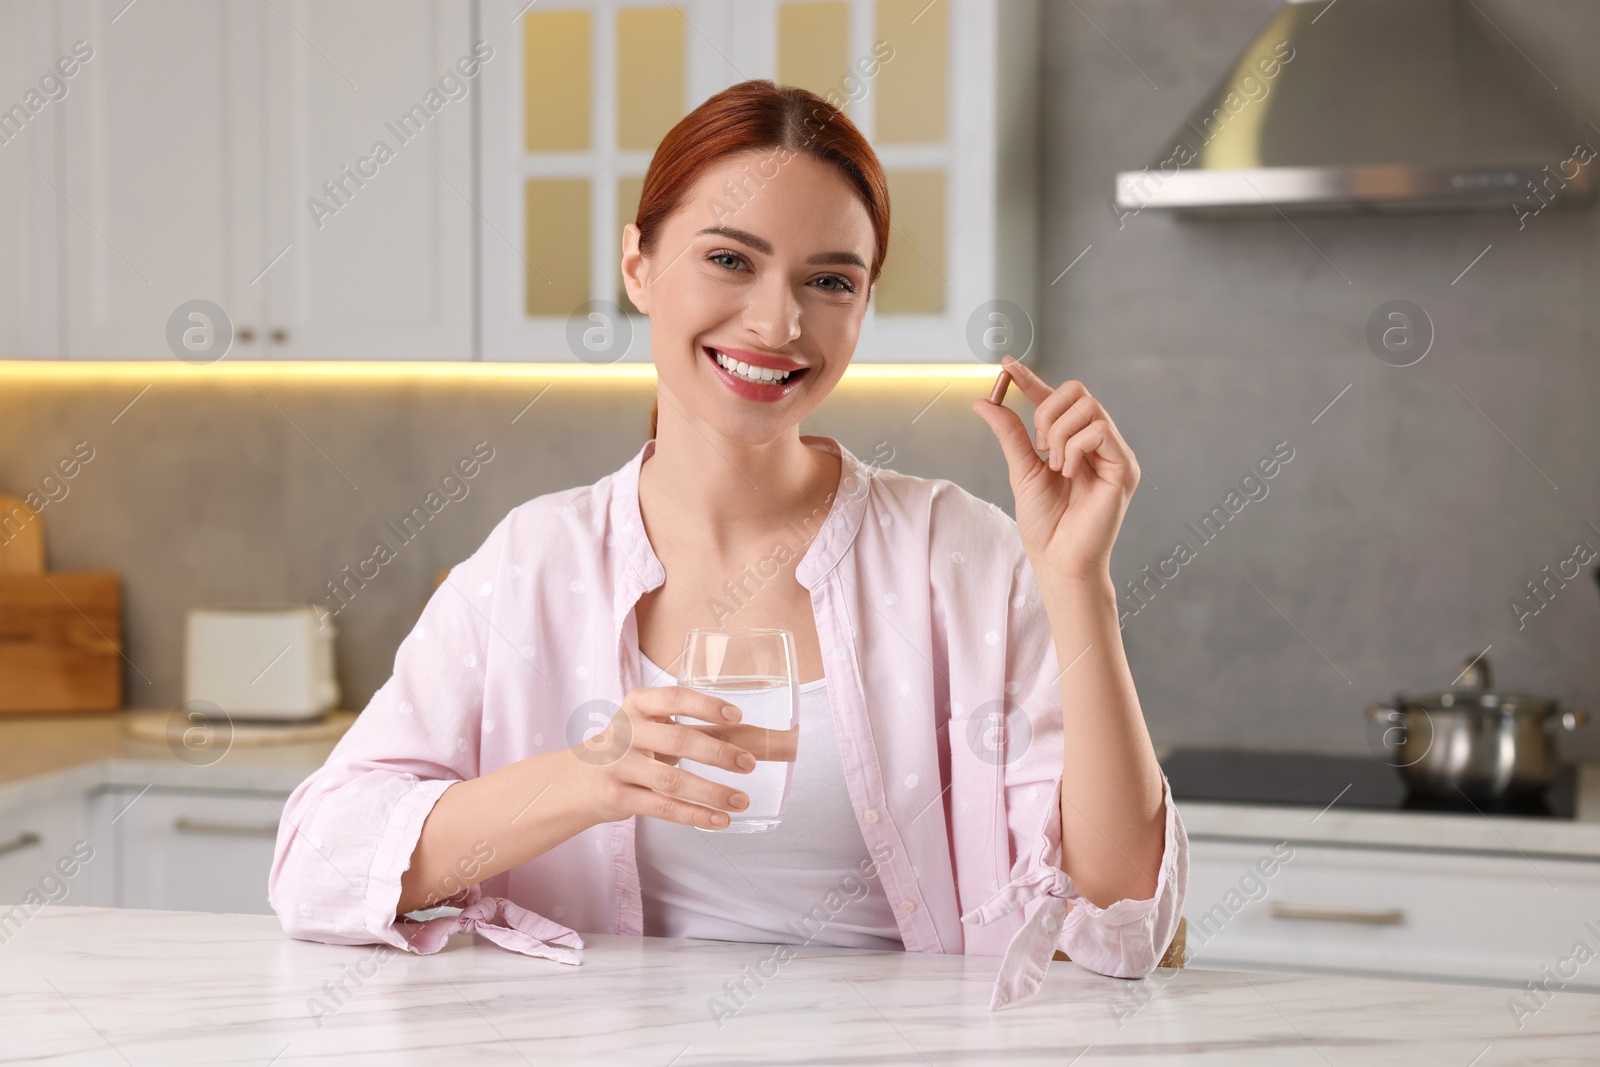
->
xmin=813 ymin=273 xmax=857 ymax=294
xmin=707 ymin=249 xmax=748 ymax=272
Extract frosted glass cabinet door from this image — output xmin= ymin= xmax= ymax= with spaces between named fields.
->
xmin=478 ymin=0 xmax=1038 ymax=364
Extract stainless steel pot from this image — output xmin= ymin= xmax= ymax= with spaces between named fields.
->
xmin=1365 ymin=653 xmax=1589 ymax=802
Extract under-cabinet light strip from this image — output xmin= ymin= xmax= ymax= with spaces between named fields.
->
xmin=0 ymin=361 xmax=1003 ymax=383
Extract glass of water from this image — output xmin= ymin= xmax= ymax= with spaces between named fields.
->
xmin=674 ymin=628 xmax=800 ymax=832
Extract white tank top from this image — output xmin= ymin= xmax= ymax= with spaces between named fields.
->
xmin=633 ymin=647 xmax=904 ymax=951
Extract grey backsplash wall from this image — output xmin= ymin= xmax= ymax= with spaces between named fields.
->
xmin=3 ymin=0 xmax=1597 ymax=757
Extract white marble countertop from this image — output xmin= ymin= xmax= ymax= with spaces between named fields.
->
xmin=3 ymin=905 xmax=1591 ymax=1066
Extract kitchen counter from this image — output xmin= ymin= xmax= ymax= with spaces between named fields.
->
xmin=2 ymin=905 xmax=1590 ymax=1065
xmin=1172 ymin=760 xmax=1600 ymax=860
xmin=0 ymin=711 xmax=353 ymax=811
xmin=4 ymin=716 xmax=1597 ymax=858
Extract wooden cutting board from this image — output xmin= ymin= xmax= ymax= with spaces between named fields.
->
xmin=0 ymin=493 xmax=45 ymax=574
xmin=0 ymin=572 xmax=123 ymax=713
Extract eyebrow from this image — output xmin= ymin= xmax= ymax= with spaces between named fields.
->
xmin=695 ymin=225 xmax=867 ymax=271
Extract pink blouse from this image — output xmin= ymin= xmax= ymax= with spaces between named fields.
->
xmin=267 ymin=434 xmax=1189 ymax=1010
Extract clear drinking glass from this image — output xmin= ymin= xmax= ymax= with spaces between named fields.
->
xmin=674 ymin=627 xmax=800 ymax=832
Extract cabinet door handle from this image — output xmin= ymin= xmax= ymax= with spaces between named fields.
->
xmin=1269 ymin=902 xmax=1405 ymax=925
xmin=172 ymin=817 xmax=279 ymax=837
xmin=0 ymin=831 xmax=42 ymax=857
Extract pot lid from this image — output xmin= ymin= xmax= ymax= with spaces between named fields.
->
xmin=1394 ymin=689 xmax=1558 ymax=716
xmin=1393 ymin=651 xmax=1559 ymax=715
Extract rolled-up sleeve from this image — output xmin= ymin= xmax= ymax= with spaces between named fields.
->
xmin=1047 ymin=773 xmax=1187 ymax=977
xmin=267 ymin=513 xmax=584 ymax=965
xmin=960 ymin=551 xmax=1188 ymax=1009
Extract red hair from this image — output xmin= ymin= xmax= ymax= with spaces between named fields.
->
xmin=632 ymin=80 xmax=890 ymax=439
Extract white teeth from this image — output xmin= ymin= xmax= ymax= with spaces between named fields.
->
xmin=714 ymin=350 xmax=792 ymax=384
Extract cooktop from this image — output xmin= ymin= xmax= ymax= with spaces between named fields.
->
xmin=1160 ymin=747 xmax=1579 ymax=820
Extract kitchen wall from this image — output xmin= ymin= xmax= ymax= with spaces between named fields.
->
xmin=2 ymin=0 xmax=1597 ymax=758
xmin=1045 ymin=0 xmax=1600 ymax=758
xmin=0 ymin=372 xmax=1013 ymax=723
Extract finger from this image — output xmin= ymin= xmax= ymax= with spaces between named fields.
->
xmin=1097 ymin=418 xmax=1139 ymax=474
xmin=1054 ymin=393 xmax=1139 ymax=482
xmin=635 ymin=718 xmax=757 ymax=775
xmin=1032 ymin=381 xmax=1090 ymax=452
xmin=1073 ymin=411 xmax=1139 ymax=481
xmin=1061 ymin=421 xmax=1120 ymax=481
xmin=622 ymin=753 xmax=751 ymax=815
xmin=1094 ymin=406 xmax=1139 ymax=465
xmin=969 ymin=395 xmax=1047 ymax=483
xmin=721 ymin=723 xmax=798 ymax=763
xmin=669 ymin=722 xmax=800 ymax=763
xmin=986 ymin=367 xmax=1012 ymax=405
xmin=616 ymin=782 xmax=733 ymax=830
xmin=629 ymin=684 xmax=742 ymax=725
xmin=1045 ymin=395 xmax=1098 ymax=471
xmin=998 ymin=355 xmax=1057 ymax=406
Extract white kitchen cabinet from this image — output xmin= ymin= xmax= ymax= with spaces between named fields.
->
xmin=0 ymin=0 xmax=67 ymax=358
xmin=257 ymin=0 xmax=475 ymax=360
xmin=1185 ymin=836 xmax=1600 ymax=992
xmin=100 ymin=785 xmax=287 ymax=915
xmin=49 ymin=0 xmax=472 ymax=360
xmin=0 ymin=793 xmax=94 ymax=907
xmin=55 ymin=0 xmax=259 ymax=360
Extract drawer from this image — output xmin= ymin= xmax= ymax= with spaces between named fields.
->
xmin=113 ymin=788 xmax=287 ymax=915
xmin=1184 ymin=837 xmax=1600 ymax=989
xmin=0 ymin=796 xmax=92 ymax=908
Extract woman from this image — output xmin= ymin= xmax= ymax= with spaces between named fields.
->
xmin=269 ymin=80 xmax=1186 ymax=1012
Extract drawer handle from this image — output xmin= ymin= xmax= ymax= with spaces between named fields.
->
xmin=1269 ymin=902 xmax=1405 ymax=926
xmin=172 ymin=817 xmax=279 ymax=837
xmin=0 ymin=831 xmax=42 ymax=857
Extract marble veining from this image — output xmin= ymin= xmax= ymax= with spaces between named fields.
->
xmin=2 ymin=906 xmax=1595 ymax=1065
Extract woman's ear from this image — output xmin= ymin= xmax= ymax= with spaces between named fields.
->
xmin=620 ymin=223 xmax=650 ymax=314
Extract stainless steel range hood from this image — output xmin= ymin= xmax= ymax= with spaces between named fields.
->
xmin=1115 ymin=0 xmax=1594 ymax=215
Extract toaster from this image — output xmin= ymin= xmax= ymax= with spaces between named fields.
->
xmin=183 ymin=604 xmax=340 ymax=721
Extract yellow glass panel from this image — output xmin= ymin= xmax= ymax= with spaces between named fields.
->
xmin=875 ymin=0 xmax=947 ymax=144
xmin=617 ymin=7 xmax=686 ymax=151
xmin=525 ymin=179 xmax=590 ymax=317
xmin=617 ymin=176 xmax=645 ymax=315
xmin=874 ymin=170 xmax=945 ymax=314
xmin=778 ymin=2 xmax=850 ymax=103
xmin=524 ymin=10 xmax=591 ymax=151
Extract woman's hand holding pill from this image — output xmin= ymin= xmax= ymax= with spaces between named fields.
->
xmin=970 ymin=354 xmax=1141 ymax=588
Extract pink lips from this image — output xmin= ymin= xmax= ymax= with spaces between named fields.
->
xmin=704 ymin=347 xmax=809 ymax=403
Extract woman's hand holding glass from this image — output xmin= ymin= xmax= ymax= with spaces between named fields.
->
xmin=569 ymin=686 xmax=758 ymax=830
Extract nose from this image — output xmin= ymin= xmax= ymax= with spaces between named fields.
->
xmin=741 ymin=272 xmax=801 ymax=351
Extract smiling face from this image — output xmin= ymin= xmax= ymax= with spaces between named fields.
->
xmin=621 ymin=148 xmax=877 ymax=446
